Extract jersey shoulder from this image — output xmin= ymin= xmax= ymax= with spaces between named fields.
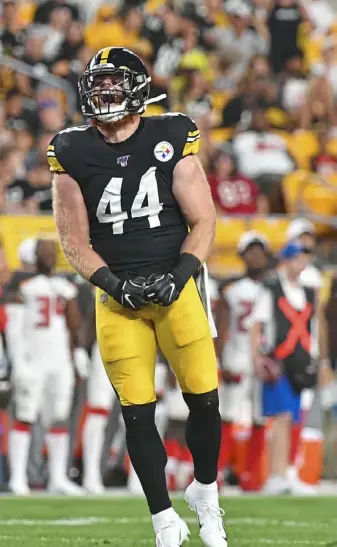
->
xmin=47 ymin=125 xmax=91 ymax=174
xmin=52 ymin=275 xmax=78 ymax=300
xmin=219 ymin=275 xmax=244 ymax=298
xmin=3 ymin=271 xmax=36 ymax=301
xmin=145 ymin=113 xmax=200 ymax=158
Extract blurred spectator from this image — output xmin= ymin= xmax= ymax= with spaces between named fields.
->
xmin=320 ymin=36 xmax=337 ymax=102
xmin=232 ymin=108 xmax=295 ymax=181
xmin=303 ymin=0 xmax=336 ymax=34
xmin=286 ymin=218 xmax=323 ymax=289
xmin=16 ymin=29 xmax=50 ymax=97
xmin=5 ymin=161 xmax=52 ymax=213
xmin=40 ymin=6 xmax=73 ymax=60
xmin=6 ymin=89 xmax=38 ymax=135
xmin=311 ymin=125 xmax=337 ymax=176
xmin=221 ymin=55 xmax=288 ymax=128
xmin=38 ymin=99 xmax=66 ymax=133
xmin=267 ymin=0 xmax=305 ymax=74
xmin=85 ymin=5 xmax=151 ymax=59
xmin=56 ymin=20 xmax=85 ymax=63
xmin=1 ymin=0 xmax=27 ymax=57
xmin=33 ymin=0 xmax=80 ymax=24
xmin=208 ymin=1 xmax=269 ymax=83
xmin=299 ymin=68 xmax=336 ymax=129
xmin=143 ymin=3 xmax=183 ymax=109
xmin=280 ymin=52 xmax=308 ymax=121
xmin=208 ymin=147 xmax=269 ymax=215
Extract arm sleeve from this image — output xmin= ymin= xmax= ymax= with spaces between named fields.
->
xmin=47 ymin=132 xmax=73 ymax=175
xmin=171 ymin=114 xmax=201 ymax=162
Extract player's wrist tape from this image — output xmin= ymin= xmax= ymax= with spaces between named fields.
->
xmin=171 ymin=253 xmax=201 ymax=290
xmin=89 ymin=266 xmax=121 ymax=298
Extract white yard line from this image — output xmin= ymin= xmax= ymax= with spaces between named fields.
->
xmin=0 ymin=518 xmax=109 ymax=526
xmin=0 ymin=535 xmax=329 ymax=546
xmin=0 ymin=516 xmax=335 ymax=528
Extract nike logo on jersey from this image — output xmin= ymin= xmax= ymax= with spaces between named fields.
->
xmin=117 ymin=155 xmax=130 ymax=167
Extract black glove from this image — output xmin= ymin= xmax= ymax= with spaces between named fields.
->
xmin=145 ymin=273 xmax=180 ymax=307
xmin=117 ymin=277 xmax=148 ymax=310
xmin=145 ymin=253 xmax=201 ymax=307
xmin=90 ymin=267 xmax=147 ymax=310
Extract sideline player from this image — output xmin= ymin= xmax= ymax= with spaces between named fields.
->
xmin=6 ymin=238 xmax=83 ymax=495
xmin=80 ymin=288 xmax=115 ymax=494
xmin=215 ymin=232 xmax=270 ymax=491
xmin=50 ymin=47 xmax=226 ymax=547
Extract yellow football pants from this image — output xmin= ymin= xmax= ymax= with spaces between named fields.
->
xmin=96 ymin=278 xmax=218 ymax=406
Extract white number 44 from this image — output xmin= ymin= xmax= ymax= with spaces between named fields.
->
xmin=96 ymin=167 xmax=163 ymax=234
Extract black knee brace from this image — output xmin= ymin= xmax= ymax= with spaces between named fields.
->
xmin=183 ymin=388 xmax=220 ymax=416
xmin=122 ymin=401 xmax=156 ymax=431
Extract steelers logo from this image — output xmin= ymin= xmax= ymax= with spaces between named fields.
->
xmin=154 ymin=141 xmax=174 ymax=162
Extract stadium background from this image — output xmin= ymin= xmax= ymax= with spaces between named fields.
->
xmin=0 ymin=0 xmax=337 ymax=490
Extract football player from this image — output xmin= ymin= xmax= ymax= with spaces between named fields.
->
xmin=50 ymin=47 xmax=226 ymax=547
xmin=80 ymin=288 xmax=115 ymax=494
xmin=215 ymin=232 xmax=270 ymax=491
xmin=6 ymin=238 xmax=83 ymax=495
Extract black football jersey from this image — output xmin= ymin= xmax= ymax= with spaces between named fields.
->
xmin=48 ymin=114 xmax=200 ymax=278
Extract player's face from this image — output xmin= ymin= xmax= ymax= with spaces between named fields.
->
xmin=243 ymin=243 xmax=268 ymax=273
xmin=36 ymin=240 xmax=57 ymax=273
xmin=92 ymin=73 xmax=127 ymax=109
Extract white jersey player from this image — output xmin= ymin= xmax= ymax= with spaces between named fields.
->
xmin=79 ymin=285 xmax=115 ymax=494
xmin=6 ymin=238 xmax=83 ymax=495
xmin=216 ymin=232 xmax=270 ymax=425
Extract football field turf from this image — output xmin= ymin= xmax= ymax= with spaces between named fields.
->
xmin=0 ymin=495 xmax=336 ymax=547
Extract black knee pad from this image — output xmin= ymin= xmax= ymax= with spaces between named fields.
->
xmin=183 ymin=389 xmax=219 ymax=415
xmin=121 ymin=401 xmax=156 ymax=433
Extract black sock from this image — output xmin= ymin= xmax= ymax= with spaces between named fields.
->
xmin=122 ymin=402 xmax=171 ymax=514
xmin=183 ymin=389 xmax=221 ymax=484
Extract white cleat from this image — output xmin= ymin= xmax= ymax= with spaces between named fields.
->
xmin=263 ymin=475 xmax=291 ymax=495
xmin=83 ymin=479 xmax=105 ymax=495
xmin=8 ymin=482 xmax=31 ymax=496
xmin=155 ymin=517 xmax=190 ymax=547
xmin=290 ymin=479 xmax=317 ymax=496
xmin=48 ymin=479 xmax=84 ymax=496
xmin=185 ymin=480 xmax=228 ymax=547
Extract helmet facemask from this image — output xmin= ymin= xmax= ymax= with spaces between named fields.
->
xmin=79 ymin=65 xmax=150 ymax=123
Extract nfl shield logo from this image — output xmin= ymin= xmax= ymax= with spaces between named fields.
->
xmin=100 ymin=293 xmax=108 ymax=303
xmin=117 ymin=155 xmax=130 ymax=167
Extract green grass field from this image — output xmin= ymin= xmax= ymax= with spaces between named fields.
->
xmin=0 ymin=496 xmax=336 ymax=547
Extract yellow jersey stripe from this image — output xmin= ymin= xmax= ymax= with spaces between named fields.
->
xmin=48 ymin=145 xmax=55 ymax=151
xmin=188 ymin=130 xmax=200 ymax=137
xmin=182 ymin=139 xmax=200 ymax=157
xmin=100 ymin=47 xmax=112 ymax=65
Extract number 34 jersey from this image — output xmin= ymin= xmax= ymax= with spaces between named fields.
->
xmin=48 ymin=114 xmax=200 ymax=277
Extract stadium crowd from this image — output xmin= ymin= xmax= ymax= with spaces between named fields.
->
xmin=0 ymin=0 xmax=337 ymax=496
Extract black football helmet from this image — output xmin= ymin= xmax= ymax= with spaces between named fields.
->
xmin=78 ymin=47 xmax=151 ymax=123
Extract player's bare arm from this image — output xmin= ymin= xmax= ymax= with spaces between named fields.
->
xmin=65 ymin=296 xmax=82 ymax=342
xmin=173 ymin=154 xmax=216 ymax=263
xmin=145 ymin=155 xmax=216 ymax=307
xmin=214 ymin=294 xmax=230 ymax=363
xmin=53 ymin=173 xmax=147 ymax=311
xmin=52 ymin=173 xmax=106 ymax=280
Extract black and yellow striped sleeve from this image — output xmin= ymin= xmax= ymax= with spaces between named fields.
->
xmin=182 ymin=126 xmax=201 ymax=157
xmin=47 ymin=143 xmax=66 ymax=173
